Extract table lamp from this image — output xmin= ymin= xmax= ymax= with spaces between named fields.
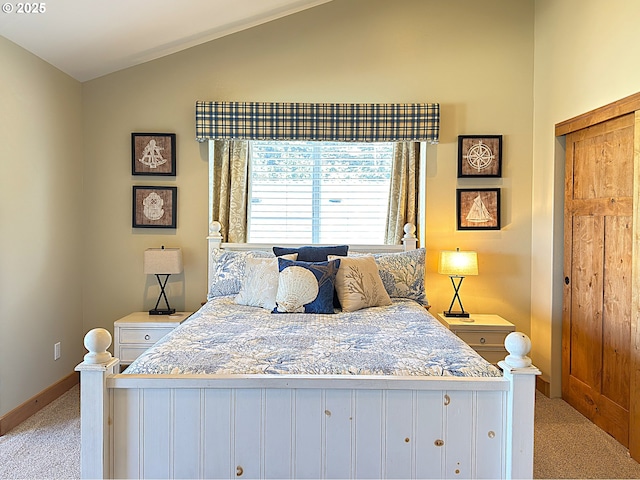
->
xmin=438 ymin=248 xmax=478 ymax=319
xmin=144 ymin=246 xmax=183 ymax=315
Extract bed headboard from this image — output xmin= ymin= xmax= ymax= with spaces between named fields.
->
xmin=206 ymin=221 xmax=418 ymax=299
xmin=207 ymin=221 xmax=417 ymax=254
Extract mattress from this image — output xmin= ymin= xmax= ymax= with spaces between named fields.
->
xmin=125 ymin=296 xmax=501 ymax=377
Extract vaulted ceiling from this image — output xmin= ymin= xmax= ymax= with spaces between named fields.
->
xmin=0 ymin=0 xmax=332 ymax=81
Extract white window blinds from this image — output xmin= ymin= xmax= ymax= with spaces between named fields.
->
xmin=248 ymin=141 xmax=394 ymax=244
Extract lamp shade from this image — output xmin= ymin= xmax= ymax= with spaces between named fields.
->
xmin=438 ymin=249 xmax=478 ymax=276
xmin=144 ymin=247 xmax=183 ymax=274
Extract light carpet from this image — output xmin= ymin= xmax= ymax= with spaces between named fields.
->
xmin=0 ymin=385 xmax=80 ymax=479
xmin=534 ymin=392 xmax=640 ymax=479
xmin=1 ymin=385 xmax=640 ymax=479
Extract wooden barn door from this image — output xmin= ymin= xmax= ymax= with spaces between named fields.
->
xmin=562 ymin=113 xmax=634 ymax=447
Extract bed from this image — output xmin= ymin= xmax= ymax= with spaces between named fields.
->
xmin=76 ymin=222 xmax=539 ymax=479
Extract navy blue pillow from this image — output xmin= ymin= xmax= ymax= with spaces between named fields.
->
xmin=274 ymin=258 xmax=341 ymax=314
xmin=273 ymin=245 xmax=348 ymax=262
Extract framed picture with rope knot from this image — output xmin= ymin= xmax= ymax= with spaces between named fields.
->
xmin=457 ymin=135 xmax=502 ymax=178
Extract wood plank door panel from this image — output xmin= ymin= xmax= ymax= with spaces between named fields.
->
xmin=602 ymin=215 xmax=632 ymax=412
xmin=563 ymin=113 xmax=634 ymax=448
xmin=569 ymin=215 xmax=604 ymax=389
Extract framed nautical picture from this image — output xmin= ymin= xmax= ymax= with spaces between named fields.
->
xmin=457 ymin=188 xmax=501 ymax=230
xmin=131 ymin=133 xmax=176 ymax=176
xmin=132 ymin=186 xmax=177 ymax=228
xmin=457 ymin=135 xmax=502 ymax=178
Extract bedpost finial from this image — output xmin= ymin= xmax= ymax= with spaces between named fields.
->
xmin=402 ymin=223 xmax=417 ymax=251
xmin=83 ymin=328 xmax=113 ymax=365
xmin=403 ymin=223 xmax=416 ymax=238
xmin=504 ymin=332 xmax=532 ymax=368
xmin=209 ymin=221 xmax=222 ymax=239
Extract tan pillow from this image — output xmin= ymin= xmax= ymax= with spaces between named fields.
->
xmin=329 ymin=255 xmax=392 ymax=312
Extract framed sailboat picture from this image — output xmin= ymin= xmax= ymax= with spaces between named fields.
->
xmin=456 ymin=188 xmax=501 ymax=230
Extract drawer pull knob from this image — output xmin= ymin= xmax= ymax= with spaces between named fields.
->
xmin=144 ymin=334 xmax=150 ymax=340
xmin=480 ymin=337 xmax=486 ymax=344
xmin=236 ymin=466 xmax=244 ymax=476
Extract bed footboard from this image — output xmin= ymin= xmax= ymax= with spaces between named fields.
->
xmin=76 ymin=330 xmax=539 ymax=479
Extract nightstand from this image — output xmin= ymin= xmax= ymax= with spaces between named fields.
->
xmin=114 ymin=311 xmax=192 ymax=366
xmin=436 ymin=313 xmax=515 ymax=364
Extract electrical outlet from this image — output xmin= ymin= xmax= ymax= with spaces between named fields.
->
xmin=54 ymin=342 xmax=61 ymax=361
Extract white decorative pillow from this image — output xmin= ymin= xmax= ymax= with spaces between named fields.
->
xmin=235 ymin=254 xmax=297 ymax=310
xmin=329 ymin=255 xmax=391 ymax=312
xmin=208 ymin=249 xmax=274 ymax=300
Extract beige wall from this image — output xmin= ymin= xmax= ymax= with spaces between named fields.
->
xmin=531 ymin=0 xmax=640 ymax=396
xmin=0 ymin=37 xmax=84 ymax=416
xmin=82 ymin=0 xmax=535 ymax=342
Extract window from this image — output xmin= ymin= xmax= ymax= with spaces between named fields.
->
xmin=248 ymin=141 xmax=394 ymax=244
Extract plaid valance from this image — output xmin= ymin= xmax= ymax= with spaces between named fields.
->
xmin=195 ymin=101 xmax=439 ymax=143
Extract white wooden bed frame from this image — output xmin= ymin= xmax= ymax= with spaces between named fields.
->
xmin=76 ymin=222 xmax=540 ymax=479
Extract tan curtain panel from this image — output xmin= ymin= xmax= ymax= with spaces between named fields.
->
xmin=211 ymin=140 xmax=249 ymax=242
xmin=385 ymin=142 xmax=419 ymax=244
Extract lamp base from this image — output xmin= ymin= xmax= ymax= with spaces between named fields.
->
xmin=149 ymin=308 xmax=176 ymax=316
xmin=443 ymin=310 xmax=471 ymax=319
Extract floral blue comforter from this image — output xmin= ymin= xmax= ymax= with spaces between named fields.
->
xmin=125 ymin=297 xmax=501 ymax=377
